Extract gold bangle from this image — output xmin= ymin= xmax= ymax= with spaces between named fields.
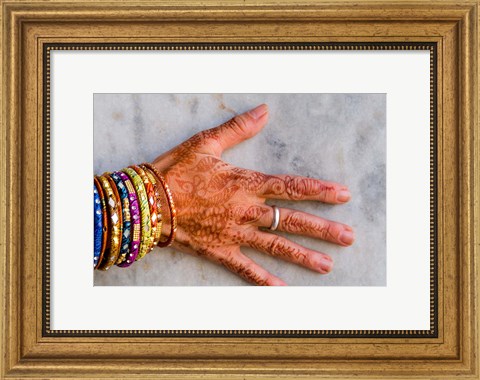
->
xmin=142 ymin=163 xmax=177 ymax=248
xmin=139 ymin=164 xmax=163 ymax=246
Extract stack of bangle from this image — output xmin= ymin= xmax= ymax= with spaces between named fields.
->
xmin=93 ymin=163 xmax=177 ymax=270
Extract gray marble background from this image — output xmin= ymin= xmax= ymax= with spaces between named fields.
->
xmin=94 ymin=94 xmax=386 ymax=286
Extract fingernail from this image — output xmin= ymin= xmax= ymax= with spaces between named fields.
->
xmin=337 ymin=190 xmax=351 ymax=202
xmin=318 ymin=256 xmax=333 ymax=273
xmin=339 ymin=230 xmax=355 ymax=246
xmin=249 ymin=104 xmax=268 ymax=120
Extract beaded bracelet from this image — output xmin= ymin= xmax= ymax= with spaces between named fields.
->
xmin=93 ymin=182 xmax=103 ymax=268
xmin=93 ymin=176 xmax=108 ymax=270
xmin=116 ymin=171 xmax=142 ymax=267
xmin=142 ymin=163 xmax=177 ymax=248
xmin=110 ymin=172 xmax=132 ymax=265
xmin=122 ymin=167 xmax=152 ymax=260
xmin=131 ymin=165 xmax=158 ymax=252
xmin=97 ymin=174 xmax=123 ymax=270
xmin=140 ymin=164 xmax=163 ymax=245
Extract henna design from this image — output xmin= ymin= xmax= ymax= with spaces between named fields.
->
xmin=219 ymin=119 xmax=246 ymax=139
xmin=282 ymin=212 xmax=336 ymax=241
xmin=194 ymin=156 xmax=223 ymax=172
xmin=218 ymin=255 xmax=269 ymax=286
xmin=249 ymin=235 xmax=308 ymax=265
xmin=231 ymin=205 xmax=269 ymax=226
xmin=231 ymin=168 xmax=270 ymax=193
xmin=261 ymin=176 xmax=286 ymax=196
xmin=169 ymin=192 xmax=195 ymax=216
xmin=172 ymin=129 xmax=220 ymax=159
xmin=175 ymin=178 xmax=196 ymax=193
xmin=208 ymin=171 xmax=237 ymax=191
xmin=177 ymin=200 xmax=232 ymax=246
xmin=259 ymin=175 xmax=337 ymax=200
xmin=212 ymin=185 xmax=240 ymax=204
xmin=285 ymin=176 xmax=335 ymax=200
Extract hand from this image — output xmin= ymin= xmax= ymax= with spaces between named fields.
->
xmin=152 ymin=104 xmax=354 ymax=286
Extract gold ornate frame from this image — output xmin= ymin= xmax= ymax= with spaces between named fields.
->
xmin=1 ymin=0 xmax=478 ymax=378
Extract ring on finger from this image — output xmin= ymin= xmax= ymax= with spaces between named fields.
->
xmin=269 ymin=205 xmax=280 ymax=231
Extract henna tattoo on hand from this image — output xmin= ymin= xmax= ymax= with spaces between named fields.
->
xmin=149 ymin=108 xmax=350 ymax=285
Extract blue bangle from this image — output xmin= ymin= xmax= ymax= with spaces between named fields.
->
xmin=93 ymin=182 xmax=103 ymax=268
xmin=110 ymin=172 xmax=132 ymax=265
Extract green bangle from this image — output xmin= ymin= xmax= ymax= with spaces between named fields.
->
xmin=122 ymin=167 xmax=152 ymax=260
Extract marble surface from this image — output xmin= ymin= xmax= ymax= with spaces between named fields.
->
xmin=94 ymin=93 xmax=386 ymax=286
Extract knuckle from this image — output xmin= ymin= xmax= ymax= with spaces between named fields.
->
xmin=304 ymin=252 xmax=319 ymax=268
xmin=292 ymin=248 xmax=308 ymax=265
xmin=285 ymin=176 xmax=336 ymax=199
xmin=232 ymin=115 xmax=249 ymax=131
xmin=199 ymin=127 xmax=220 ymax=140
xmin=267 ymin=235 xmax=306 ymax=264
xmin=316 ymin=226 xmax=328 ymax=239
xmin=285 ymin=177 xmax=303 ymax=199
xmin=268 ymin=235 xmax=284 ymax=255
xmin=226 ymin=116 xmax=250 ymax=138
xmin=263 ymin=177 xmax=285 ymax=196
xmin=233 ymin=205 xmax=267 ymax=226
xmin=321 ymin=223 xmax=334 ymax=241
xmin=281 ymin=212 xmax=302 ymax=232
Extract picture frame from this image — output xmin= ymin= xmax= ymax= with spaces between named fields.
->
xmin=1 ymin=0 xmax=478 ymax=378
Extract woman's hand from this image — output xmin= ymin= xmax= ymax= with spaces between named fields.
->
xmin=151 ymin=104 xmax=354 ymax=286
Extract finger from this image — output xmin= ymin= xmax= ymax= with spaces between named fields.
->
xmin=217 ymin=248 xmax=286 ymax=286
xmin=245 ymin=205 xmax=355 ymax=246
xmin=206 ymin=104 xmax=269 ymax=155
xmin=257 ymin=174 xmax=351 ymax=204
xmin=246 ymin=231 xmax=333 ymax=274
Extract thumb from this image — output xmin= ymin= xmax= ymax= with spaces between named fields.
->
xmin=212 ymin=104 xmax=269 ymax=155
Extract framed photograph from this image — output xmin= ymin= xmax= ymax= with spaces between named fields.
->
xmin=1 ymin=0 xmax=478 ymax=378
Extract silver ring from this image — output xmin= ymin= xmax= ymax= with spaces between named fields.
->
xmin=269 ymin=205 xmax=280 ymax=231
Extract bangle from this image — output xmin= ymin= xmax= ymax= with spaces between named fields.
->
xmin=110 ymin=172 xmax=132 ymax=265
xmin=131 ymin=165 xmax=158 ymax=252
xmin=93 ymin=182 xmax=103 ymax=268
xmin=116 ymin=171 xmax=141 ymax=267
xmin=93 ymin=176 xmax=108 ymax=270
xmin=122 ymin=167 xmax=152 ymax=260
xmin=97 ymin=174 xmax=123 ymax=270
xmin=142 ymin=163 xmax=177 ymax=248
xmin=140 ymin=164 xmax=163 ymax=245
